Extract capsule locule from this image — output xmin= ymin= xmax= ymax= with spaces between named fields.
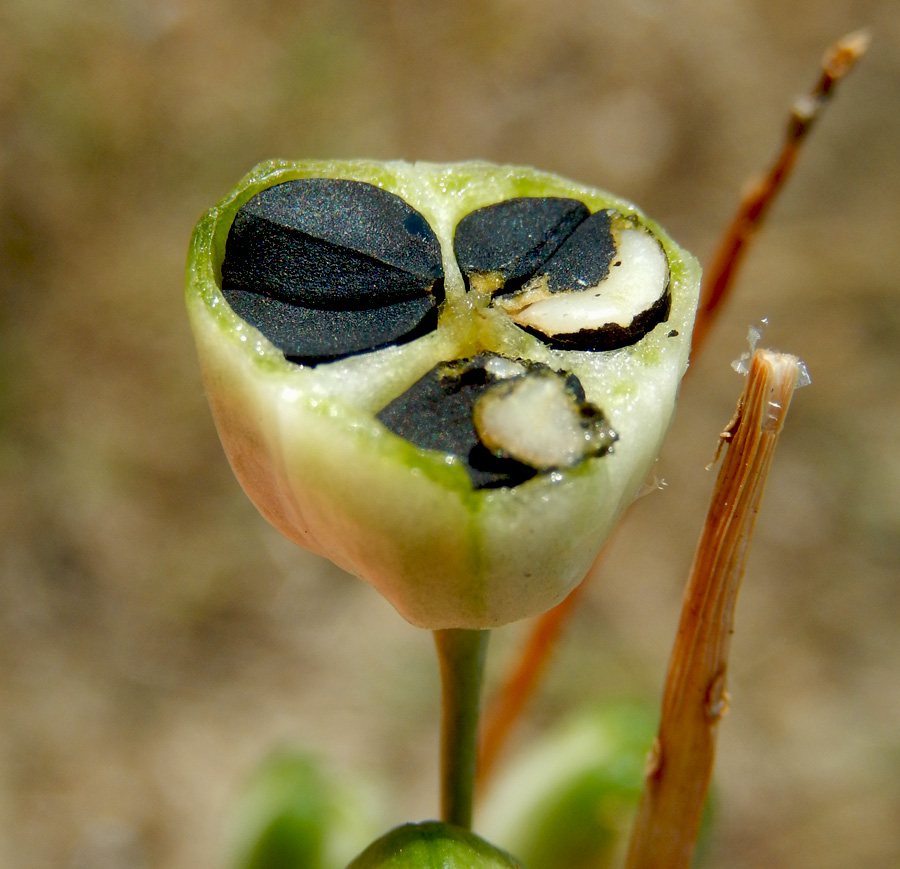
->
xmin=377 ymin=354 xmax=616 ymax=490
xmin=454 ymin=200 xmax=670 ymax=351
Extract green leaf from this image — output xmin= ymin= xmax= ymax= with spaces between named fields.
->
xmin=479 ymin=705 xmax=715 ymax=869
xmin=479 ymin=705 xmax=654 ymax=869
xmin=228 ymin=751 xmax=379 ymax=869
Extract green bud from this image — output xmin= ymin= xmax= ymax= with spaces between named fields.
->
xmin=186 ymin=160 xmax=700 ymax=629
xmin=346 ymin=821 xmax=523 ymax=869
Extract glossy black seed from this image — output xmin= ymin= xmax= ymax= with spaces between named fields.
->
xmin=541 ymin=209 xmax=617 ymax=293
xmin=223 ymin=179 xmax=443 ymax=306
xmin=223 ymin=286 xmax=440 ymax=365
xmin=224 ymin=216 xmax=442 ymax=310
xmin=220 ymin=178 xmax=444 ymax=363
xmin=377 ymin=355 xmax=540 ymax=489
xmin=453 ymin=198 xmax=589 ymax=289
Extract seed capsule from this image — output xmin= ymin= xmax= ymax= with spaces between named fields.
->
xmin=347 ymin=821 xmax=523 ymax=869
xmin=186 ymin=159 xmax=701 ymax=628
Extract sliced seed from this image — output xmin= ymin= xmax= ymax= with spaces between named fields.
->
xmin=473 ymin=371 xmax=617 ymax=470
xmin=377 ymin=354 xmax=536 ymax=490
xmin=221 ymin=178 xmax=444 ymax=362
xmin=495 ymin=215 xmax=671 ymax=351
xmin=376 ymin=353 xmax=614 ymax=489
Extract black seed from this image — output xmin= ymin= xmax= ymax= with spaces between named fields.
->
xmin=224 ymin=214 xmax=440 ymax=310
xmin=453 ymin=197 xmax=589 ymax=290
xmin=561 ymin=371 xmax=587 ymax=403
xmin=224 ymin=179 xmax=443 ymax=301
xmin=223 ymin=286 xmax=442 ymax=365
xmin=220 ymin=178 xmax=444 ymax=362
xmin=540 ymin=209 xmax=617 ymax=293
xmin=377 ymin=354 xmax=541 ymax=489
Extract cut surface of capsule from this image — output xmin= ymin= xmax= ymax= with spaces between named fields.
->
xmin=186 ymin=159 xmax=701 ymax=628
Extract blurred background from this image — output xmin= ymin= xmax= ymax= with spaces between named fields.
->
xmin=1 ymin=0 xmax=898 ymax=866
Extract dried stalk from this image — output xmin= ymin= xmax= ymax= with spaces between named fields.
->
xmin=691 ymin=29 xmax=870 ymax=353
xmin=624 ymin=348 xmax=804 ymax=868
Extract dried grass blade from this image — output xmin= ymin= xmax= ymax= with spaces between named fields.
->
xmin=691 ymin=29 xmax=870 ymax=354
xmin=624 ymin=348 xmax=803 ymax=869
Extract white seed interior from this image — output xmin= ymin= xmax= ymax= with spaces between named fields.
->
xmin=483 ymin=356 xmax=527 ymax=380
xmin=508 ymin=228 xmax=668 ymax=335
xmin=474 ymin=375 xmax=593 ymax=470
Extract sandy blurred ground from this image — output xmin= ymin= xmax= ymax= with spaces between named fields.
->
xmin=1 ymin=1 xmax=898 ymax=866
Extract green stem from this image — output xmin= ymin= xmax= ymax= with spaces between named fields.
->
xmin=433 ymin=628 xmax=490 ymax=830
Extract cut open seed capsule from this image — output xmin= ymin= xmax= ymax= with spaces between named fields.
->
xmin=186 ymin=160 xmax=701 ymax=628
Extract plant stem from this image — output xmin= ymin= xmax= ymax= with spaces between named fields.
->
xmin=433 ymin=628 xmax=490 ymax=830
